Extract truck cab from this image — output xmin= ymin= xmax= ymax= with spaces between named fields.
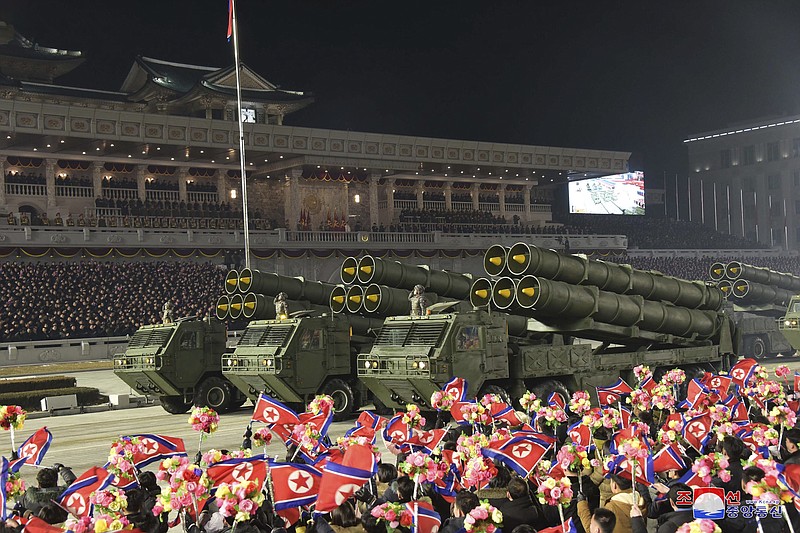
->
xmin=223 ymin=312 xmax=364 ymax=419
xmin=113 ymin=317 xmax=243 ymax=414
xmin=778 ymin=296 xmax=800 ymax=353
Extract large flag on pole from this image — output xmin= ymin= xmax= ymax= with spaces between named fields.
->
xmin=226 ymin=0 xmax=234 ymax=40
xmin=9 ymin=427 xmax=53 ymax=473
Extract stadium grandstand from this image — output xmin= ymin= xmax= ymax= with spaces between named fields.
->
xmin=0 ymin=21 xmax=796 ymax=359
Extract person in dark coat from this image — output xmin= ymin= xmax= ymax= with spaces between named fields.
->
xmin=490 ymin=477 xmax=541 ymax=533
xmin=631 ymin=484 xmax=693 ymax=533
xmin=440 ymin=491 xmax=480 ymax=533
xmin=17 ymin=464 xmax=77 ymax=515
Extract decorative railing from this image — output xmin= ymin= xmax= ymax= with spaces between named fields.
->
xmin=393 ymin=199 xmax=418 ymax=210
xmin=451 ymin=201 xmax=473 ymax=211
xmin=102 ymin=188 xmax=139 ymax=200
xmin=145 ymin=190 xmax=180 ymax=202
xmin=187 ymin=191 xmax=219 ymax=204
xmin=478 ymin=202 xmax=500 ymax=212
xmin=5 ymin=183 xmax=46 ymax=196
xmin=422 ymin=200 xmax=445 ymax=210
xmin=56 ymin=185 xmax=95 ymax=198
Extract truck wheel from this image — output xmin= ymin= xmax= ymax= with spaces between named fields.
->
xmin=751 ymin=337 xmax=767 ymax=359
xmin=530 ymin=379 xmax=570 ymax=409
xmin=160 ymin=396 xmax=192 ymax=414
xmin=195 ymin=377 xmax=233 ymax=412
xmin=322 ymin=379 xmax=356 ymax=421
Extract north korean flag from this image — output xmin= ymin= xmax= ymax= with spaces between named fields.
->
xmin=406 ymin=501 xmax=442 ymax=533
xmin=298 ymin=410 xmax=333 ymax=442
xmin=548 ymin=392 xmax=566 ymax=410
xmin=21 ymin=516 xmax=68 ymax=533
xmin=268 ymin=460 xmax=322 ymax=510
xmin=596 ymin=378 xmax=632 ymax=407
xmin=207 ymin=456 xmax=268 ymax=491
xmin=316 ymin=443 xmax=377 ymax=512
xmin=124 ymin=434 xmax=186 ymax=469
xmin=653 ymin=443 xmax=686 ymax=473
xmin=481 ymin=436 xmax=551 ymax=477
xmin=606 ymin=454 xmax=654 ymax=486
xmin=0 ymin=457 xmax=7 ymax=520
xmin=704 ymin=374 xmax=732 ymax=395
xmin=681 ymin=412 xmax=712 ymax=453
xmin=449 ymin=401 xmax=475 ymax=425
xmin=58 ymin=466 xmax=114 ymax=517
xmin=640 ymin=376 xmax=657 ymax=394
xmin=678 ymin=379 xmax=710 ymax=410
xmin=109 ymin=471 xmax=138 ymax=491
xmin=409 ymin=429 xmax=448 ymax=454
xmin=442 ymin=377 xmax=468 ymax=401
xmin=610 ymin=425 xmax=650 ymax=455
xmin=619 ymin=406 xmax=633 ymax=429
xmin=490 ymin=403 xmax=524 ymax=427
xmin=344 ymin=425 xmax=377 ymax=445
xmin=252 ymin=394 xmax=300 ymax=426
xmin=383 ymin=414 xmax=412 ymax=446
xmin=432 ymin=454 xmax=462 ymax=503
xmin=538 ymin=518 xmax=578 ymax=533
xmin=567 ymin=421 xmax=592 ymax=447
xmin=9 ymin=427 xmax=52 ymax=473
xmin=794 ymin=371 xmax=800 ymax=392
xmin=677 ymin=468 xmax=709 ymax=488
xmin=356 ymin=411 xmax=387 ymax=430
xmin=730 ymin=401 xmax=749 ymax=423
xmin=729 ymin=358 xmax=759 ymax=387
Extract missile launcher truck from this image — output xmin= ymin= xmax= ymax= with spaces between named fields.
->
xmin=357 ymin=245 xmax=737 ymax=411
xmin=113 ymin=315 xmax=247 ymax=414
xmin=779 ymin=295 xmax=800 ymax=350
xmin=220 ymin=269 xmax=386 ymax=420
xmin=711 ymin=261 xmax=796 ymax=359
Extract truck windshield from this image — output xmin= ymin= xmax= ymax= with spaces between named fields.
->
xmin=238 ymin=325 xmax=293 ymax=347
xmin=375 ymin=322 xmax=446 ymax=347
xmin=128 ymin=327 xmax=173 ymax=349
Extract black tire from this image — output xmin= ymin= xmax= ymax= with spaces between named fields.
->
xmin=751 ymin=337 xmax=767 ymax=359
xmin=160 ymin=396 xmax=192 ymax=414
xmin=322 ymin=379 xmax=356 ymax=421
xmin=372 ymin=396 xmax=394 ymax=416
xmin=530 ymin=379 xmax=570 ymax=408
xmin=195 ymin=376 xmax=234 ymax=412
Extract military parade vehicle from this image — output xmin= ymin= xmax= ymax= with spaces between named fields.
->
xmin=113 ymin=316 xmax=246 ymax=414
xmin=711 ymin=260 xmax=796 ymax=359
xmin=355 ymin=245 xmax=737 ymax=411
xmin=219 ymin=269 xmax=385 ymax=420
xmin=779 ymin=294 xmax=800 ymax=351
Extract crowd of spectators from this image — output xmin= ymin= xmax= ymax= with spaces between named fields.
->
xmin=564 ymin=214 xmax=766 ymax=250
xmin=187 ymin=180 xmax=217 ymax=192
xmin=102 ymin=176 xmax=137 ymax=189
xmin=5 ymin=171 xmax=45 ymax=185
xmin=144 ymin=178 xmax=178 ymax=191
xmin=400 ymin=208 xmax=508 ymax=226
xmin=55 ymin=174 xmax=92 ymax=188
xmin=0 ymin=260 xmax=225 ymax=342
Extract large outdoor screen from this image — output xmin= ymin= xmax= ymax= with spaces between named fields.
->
xmin=568 ymin=171 xmax=645 ymax=215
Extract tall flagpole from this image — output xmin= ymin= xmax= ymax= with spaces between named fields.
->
xmin=713 ymin=182 xmax=718 ymax=231
xmin=700 ymin=179 xmax=705 ymax=225
xmin=740 ymin=188 xmax=745 ymax=237
xmin=688 ymin=177 xmax=692 ymax=222
xmin=726 ymin=185 xmax=731 ymax=234
xmin=784 ymin=198 xmax=789 ymax=251
xmin=675 ymin=174 xmax=679 ymax=221
xmin=231 ymin=0 xmax=251 ymax=270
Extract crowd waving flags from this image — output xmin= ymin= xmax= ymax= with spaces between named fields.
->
xmin=1 ymin=359 xmax=800 ymax=533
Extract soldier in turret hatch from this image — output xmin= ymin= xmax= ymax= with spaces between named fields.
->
xmin=408 ymin=284 xmax=429 ymax=317
xmin=275 ymin=292 xmax=289 ymax=318
xmin=162 ymin=300 xmax=174 ymax=324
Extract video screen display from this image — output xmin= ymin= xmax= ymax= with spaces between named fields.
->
xmin=568 ymin=171 xmax=645 ymax=215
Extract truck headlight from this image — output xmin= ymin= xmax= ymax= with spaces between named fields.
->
xmin=227 ymin=358 xmax=234 ymax=366
xmin=418 ymin=361 xmax=426 ymax=369
xmin=266 ymin=359 xmax=274 ymax=367
xmin=364 ymin=361 xmax=371 ymax=369
xmin=146 ymin=358 xmax=154 ymax=365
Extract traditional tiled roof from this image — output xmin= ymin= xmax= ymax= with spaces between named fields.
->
xmin=0 ymin=22 xmax=85 ymax=82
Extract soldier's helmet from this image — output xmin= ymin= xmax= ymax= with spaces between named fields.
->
xmin=413 ymin=284 xmax=425 ymax=294
xmin=276 ymin=292 xmax=288 ymax=301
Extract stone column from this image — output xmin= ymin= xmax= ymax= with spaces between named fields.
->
xmin=385 ymin=178 xmax=395 ymax=223
xmin=45 ymin=159 xmax=57 ymax=208
xmin=444 ymin=183 xmax=452 ymax=210
xmin=416 ymin=181 xmax=424 ymax=210
xmin=524 ymin=184 xmax=532 ymax=221
xmin=92 ymin=162 xmax=104 ymax=200
xmin=216 ymin=171 xmax=228 ymax=206
xmin=286 ymin=168 xmax=303 ymax=230
xmin=136 ymin=165 xmax=147 ymax=201
xmin=368 ymin=175 xmax=379 ymax=227
xmin=0 ymin=159 xmax=6 ymax=207
xmin=499 ymin=183 xmax=506 ymax=217
xmin=472 ymin=183 xmax=480 ymax=210
xmin=178 ymin=168 xmax=189 ymax=202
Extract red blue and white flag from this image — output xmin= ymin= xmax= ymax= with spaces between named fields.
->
xmin=653 ymin=443 xmax=686 ymax=473
xmin=316 ymin=443 xmax=377 ymax=512
xmin=252 ymin=394 xmax=300 ymax=426
xmin=538 ymin=518 xmax=578 ymax=533
xmin=226 ymin=0 xmax=234 ymax=41
xmin=442 ymin=377 xmax=468 ymax=401
xmin=58 ymin=466 xmax=114 ymax=517
xmin=206 ymin=455 xmax=268 ymax=491
xmin=681 ymin=412 xmax=712 ymax=453
xmin=268 ymin=460 xmax=322 ymax=510
xmin=409 ymin=428 xmax=448 ymax=454
xmin=124 ymin=434 xmax=186 ymax=468
xmin=406 ymin=501 xmax=441 ymax=533
xmin=383 ymin=414 xmax=412 ymax=446
xmin=356 ymin=411 xmax=386 ymax=430
xmin=677 ymin=468 xmax=709 ymax=488
xmin=596 ymin=378 xmax=632 ymax=407
xmin=9 ymin=427 xmax=52 ymax=473
xmin=729 ymin=358 xmax=759 ymax=387
xmin=481 ymin=436 xmax=551 ymax=477
xmin=567 ymin=421 xmax=592 ymax=447
xmin=0 ymin=457 xmax=8 ymax=520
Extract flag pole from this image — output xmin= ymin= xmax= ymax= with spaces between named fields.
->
xmin=230 ymin=0 xmax=251 ymax=270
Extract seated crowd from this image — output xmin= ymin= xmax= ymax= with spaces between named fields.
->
xmin=0 ymin=260 xmax=225 ymax=342
xmin=5 ymin=171 xmax=45 ymax=185
xmin=55 ymin=175 xmax=92 ymax=188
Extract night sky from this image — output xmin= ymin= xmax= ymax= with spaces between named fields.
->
xmin=6 ymin=1 xmax=800 ymax=190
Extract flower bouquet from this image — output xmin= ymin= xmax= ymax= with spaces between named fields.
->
xmin=768 ymin=405 xmax=797 ymax=444
xmin=0 ymin=405 xmax=26 ymax=452
xmin=201 ymin=448 xmax=251 ymax=467
xmin=599 ymin=408 xmax=621 ymax=431
xmin=751 ymin=424 xmax=780 ymax=448
xmin=107 ymin=436 xmax=145 ymax=480
xmin=215 ymin=479 xmax=266 ymax=523
xmin=5 ymin=471 xmax=25 ymax=500
xmin=189 ymin=406 xmax=219 ymax=454
xmin=535 ymin=403 xmax=568 ymax=431
xmin=65 ymin=514 xmax=132 ymax=533
xmin=660 ymin=369 xmax=686 ymax=386
xmin=455 ymin=433 xmax=489 ymax=463
xmin=658 ymin=417 xmax=684 ymax=445
xmin=556 ymin=443 xmax=590 ymax=492
xmin=307 ymin=394 xmax=334 ymax=417
xmin=462 ymin=456 xmax=497 ymax=489
xmin=463 ymin=501 xmax=503 ymax=533
xmin=90 ymin=487 xmax=129 ymax=516
xmin=633 ymin=365 xmax=652 ymax=383
xmin=252 ymin=427 xmax=272 ymax=448
xmin=431 ymin=389 xmax=458 ymax=411
xmin=569 ymin=391 xmax=592 ymax=416
xmin=537 ymin=476 xmax=573 ymax=533
xmin=153 ymin=456 xmax=212 ymax=516
xmin=650 ymin=383 xmax=676 ymax=412
xmin=691 ymin=453 xmax=731 ymax=484
xmin=676 ymin=519 xmax=721 ymax=533
xmin=627 ymin=389 xmax=652 ymax=412
xmin=460 ymin=402 xmax=491 ymax=426
xmin=742 ymin=456 xmax=794 ymax=530
xmin=399 ymin=452 xmax=447 ymax=486
xmin=371 ymin=502 xmax=413 ymax=532
xmin=519 ymin=391 xmax=537 ymax=413
xmin=291 ymin=421 xmax=323 ymax=456
xmin=402 ymin=404 xmax=427 ymax=429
